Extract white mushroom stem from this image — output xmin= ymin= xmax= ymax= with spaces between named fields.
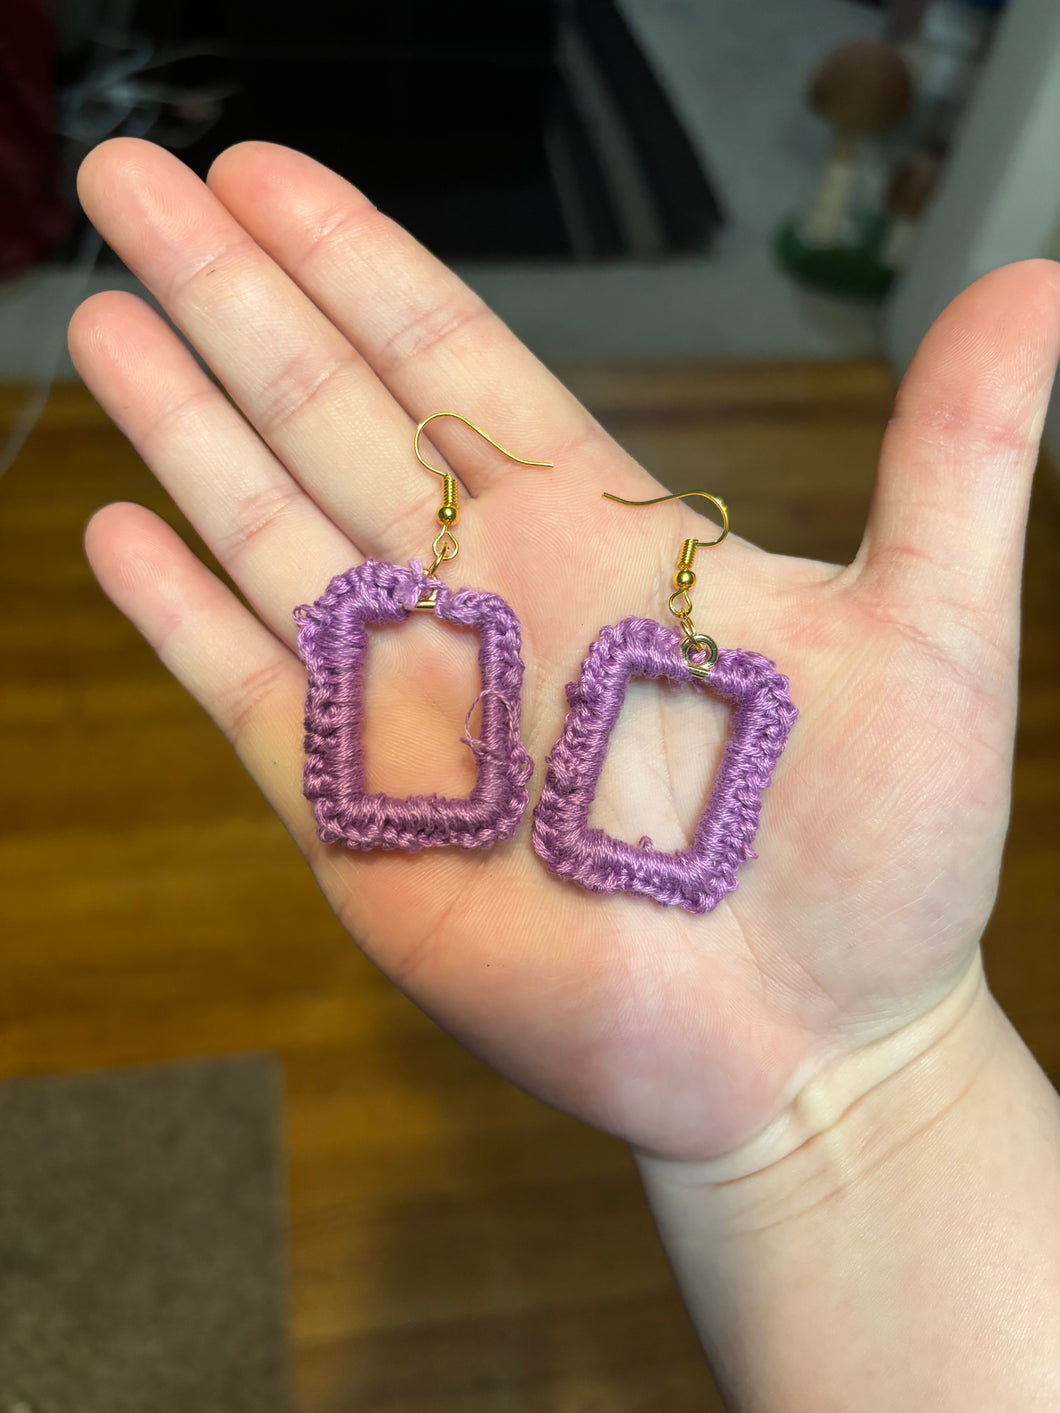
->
xmin=802 ymin=136 xmax=862 ymax=246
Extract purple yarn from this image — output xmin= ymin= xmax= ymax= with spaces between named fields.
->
xmin=295 ymin=560 xmax=533 ymax=850
xmin=531 ymin=617 xmax=797 ymax=913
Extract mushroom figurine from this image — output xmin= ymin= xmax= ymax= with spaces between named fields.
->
xmin=803 ymin=39 xmax=914 ymax=247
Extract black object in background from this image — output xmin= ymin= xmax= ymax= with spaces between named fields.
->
xmin=71 ymin=0 xmax=722 ymax=260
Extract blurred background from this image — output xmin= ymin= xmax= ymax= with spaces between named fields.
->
xmin=0 ymin=1 xmax=1057 ymax=1410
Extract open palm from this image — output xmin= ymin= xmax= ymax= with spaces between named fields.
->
xmin=73 ymin=139 xmax=1060 ymax=1165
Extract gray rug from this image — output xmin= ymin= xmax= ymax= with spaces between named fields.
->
xmin=0 ymin=1055 xmax=293 ymax=1413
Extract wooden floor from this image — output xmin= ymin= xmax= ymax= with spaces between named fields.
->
xmin=0 ymin=365 xmax=1056 ymax=1412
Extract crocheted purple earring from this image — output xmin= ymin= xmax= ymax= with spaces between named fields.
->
xmin=295 ymin=412 xmax=550 ymax=851
xmin=532 ymin=490 xmax=796 ymax=913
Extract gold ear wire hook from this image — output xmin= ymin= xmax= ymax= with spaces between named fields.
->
xmin=602 ymin=490 xmax=729 ymax=549
xmin=601 ymin=488 xmax=730 ymax=677
xmin=412 ymin=412 xmax=554 ymax=590
xmin=415 ymin=411 xmax=554 ymax=482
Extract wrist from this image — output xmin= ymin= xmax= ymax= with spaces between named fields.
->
xmin=639 ymin=948 xmax=996 ymax=1216
xmin=637 ymin=956 xmax=1060 ymax=1410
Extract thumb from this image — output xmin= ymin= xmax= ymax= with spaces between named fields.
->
xmin=853 ymin=259 xmax=1060 ymax=665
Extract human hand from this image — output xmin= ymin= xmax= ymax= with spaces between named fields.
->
xmin=72 ymin=139 xmax=1060 ymax=1166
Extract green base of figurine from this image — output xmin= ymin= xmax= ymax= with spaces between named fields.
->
xmin=775 ymin=214 xmax=896 ymax=302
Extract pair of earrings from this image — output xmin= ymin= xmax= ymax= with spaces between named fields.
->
xmin=295 ymin=413 xmax=797 ymax=915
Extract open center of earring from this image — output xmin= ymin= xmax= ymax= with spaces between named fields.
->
xmin=363 ymin=615 xmax=482 ymax=799
xmin=588 ymin=674 xmax=732 ymax=851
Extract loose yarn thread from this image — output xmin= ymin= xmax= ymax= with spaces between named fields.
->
xmin=296 ymin=559 xmax=532 ymax=850
xmin=532 ymin=616 xmax=797 ymax=913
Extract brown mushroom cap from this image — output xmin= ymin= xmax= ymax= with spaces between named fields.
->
xmin=809 ymin=40 xmax=913 ymax=136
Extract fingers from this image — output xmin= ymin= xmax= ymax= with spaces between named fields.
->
xmin=76 ymin=138 xmax=454 ymax=560
xmin=854 ymin=259 xmax=1060 ymax=667
xmin=204 ymin=142 xmax=648 ymax=498
xmin=85 ymin=502 xmax=314 ymax=845
xmin=70 ymin=291 xmax=358 ymax=645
